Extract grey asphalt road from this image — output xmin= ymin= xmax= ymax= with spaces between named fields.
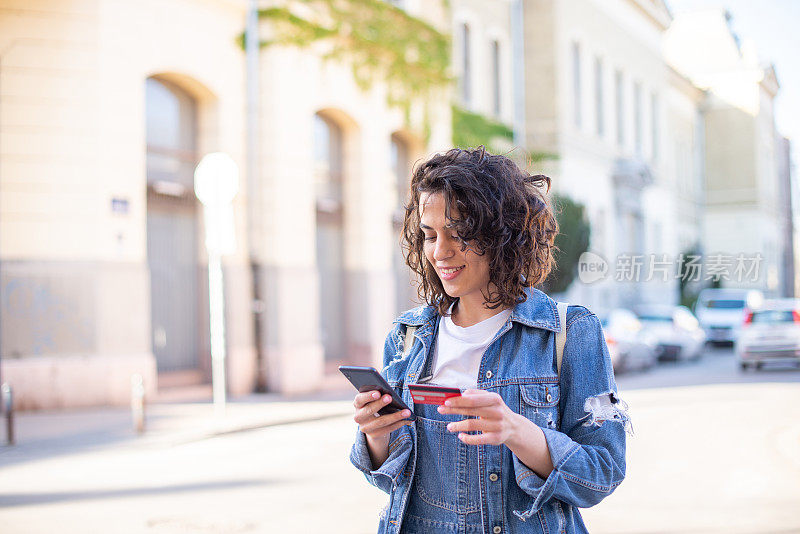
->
xmin=0 ymin=346 xmax=798 ymax=533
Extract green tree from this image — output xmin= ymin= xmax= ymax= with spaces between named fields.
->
xmin=540 ymin=194 xmax=591 ymax=295
xmin=677 ymin=245 xmax=706 ymax=310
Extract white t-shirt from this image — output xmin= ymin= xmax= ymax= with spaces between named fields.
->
xmin=426 ymin=306 xmax=513 ymax=390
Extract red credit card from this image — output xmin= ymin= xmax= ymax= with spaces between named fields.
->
xmin=408 ymin=384 xmax=462 ymax=405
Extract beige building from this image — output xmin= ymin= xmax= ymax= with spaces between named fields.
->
xmin=0 ymin=0 xmax=451 ymax=409
xmin=665 ymin=8 xmax=786 ymax=295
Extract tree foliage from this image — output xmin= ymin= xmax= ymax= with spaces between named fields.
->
xmin=242 ymin=0 xmax=451 ymax=135
xmin=540 ymin=194 xmax=591 ymax=295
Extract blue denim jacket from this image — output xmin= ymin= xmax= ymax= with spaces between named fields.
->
xmin=350 ymin=288 xmax=628 ymax=533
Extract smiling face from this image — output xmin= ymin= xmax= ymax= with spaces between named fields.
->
xmin=419 ymin=192 xmax=492 ymax=311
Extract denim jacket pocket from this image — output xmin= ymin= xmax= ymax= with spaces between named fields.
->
xmin=519 ymin=382 xmax=560 ymax=431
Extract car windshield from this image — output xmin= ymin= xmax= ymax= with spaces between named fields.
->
xmin=704 ymin=299 xmax=745 ymax=309
xmin=751 ymin=310 xmax=795 ymax=324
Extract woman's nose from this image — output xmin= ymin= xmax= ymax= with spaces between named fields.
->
xmin=433 ymin=236 xmax=454 ymax=261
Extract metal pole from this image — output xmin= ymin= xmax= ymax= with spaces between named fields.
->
xmin=0 ymin=49 xmax=8 ymax=425
xmin=208 ymin=250 xmax=227 ymax=416
xmin=131 ymin=374 xmax=145 ymax=434
xmin=245 ymin=0 xmax=267 ymax=392
xmin=2 ymin=383 xmax=13 ymax=446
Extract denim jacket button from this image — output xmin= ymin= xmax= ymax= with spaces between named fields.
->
xmin=546 ymin=393 xmax=553 ymax=403
xmin=493 ymin=527 xmax=502 ymax=534
xmin=489 ymin=473 xmax=498 ymax=482
xmin=485 ymin=370 xmax=493 ymax=379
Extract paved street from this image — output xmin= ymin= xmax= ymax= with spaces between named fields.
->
xmin=1 ymin=346 xmax=799 ymax=533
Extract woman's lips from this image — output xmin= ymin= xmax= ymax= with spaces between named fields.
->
xmin=438 ymin=265 xmax=465 ymax=281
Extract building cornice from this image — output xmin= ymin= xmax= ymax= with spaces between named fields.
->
xmin=668 ymin=65 xmax=706 ymax=103
xmin=760 ymin=64 xmax=780 ymax=97
xmin=627 ymin=0 xmax=672 ymax=31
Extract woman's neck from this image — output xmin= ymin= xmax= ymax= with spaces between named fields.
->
xmin=451 ymin=294 xmax=510 ymax=328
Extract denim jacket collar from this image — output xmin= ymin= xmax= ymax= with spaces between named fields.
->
xmin=394 ymin=287 xmax=561 ymax=333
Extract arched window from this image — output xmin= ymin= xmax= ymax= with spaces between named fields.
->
xmin=145 ymin=77 xmax=201 ymax=375
xmin=146 ymin=78 xmax=197 ymax=191
xmin=314 ymin=113 xmax=346 ymax=362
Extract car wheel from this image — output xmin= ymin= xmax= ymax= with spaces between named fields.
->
xmin=739 ymin=362 xmax=748 ymax=371
xmin=755 ymin=361 xmax=764 ymax=370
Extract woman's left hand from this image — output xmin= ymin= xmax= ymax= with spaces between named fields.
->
xmin=438 ymin=389 xmax=522 ymax=446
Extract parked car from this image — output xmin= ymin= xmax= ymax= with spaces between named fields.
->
xmin=695 ymin=288 xmax=764 ymax=345
xmin=633 ymin=305 xmax=706 ymax=362
xmin=736 ymin=298 xmax=800 ymax=370
xmin=598 ymin=309 xmax=658 ymax=373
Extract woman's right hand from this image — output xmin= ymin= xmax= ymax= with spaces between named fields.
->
xmin=354 ymin=391 xmax=413 ymax=469
xmin=353 ymin=390 xmax=413 ymax=440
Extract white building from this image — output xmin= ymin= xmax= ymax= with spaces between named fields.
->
xmin=520 ymin=0 xmax=681 ymax=311
xmin=665 ymin=8 xmax=785 ymax=295
xmin=450 ymin=0 xmax=515 ymax=126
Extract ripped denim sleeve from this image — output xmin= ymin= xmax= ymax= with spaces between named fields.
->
xmin=512 ymin=313 xmax=630 ymax=521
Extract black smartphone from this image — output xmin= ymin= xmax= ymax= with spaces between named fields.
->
xmin=338 ymin=365 xmax=415 ymax=421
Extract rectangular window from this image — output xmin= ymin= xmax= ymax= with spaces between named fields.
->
xmin=461 ymin=24 xmax=471 ymax=105
xmin=595 ymin=56 xmax=604 ymax=137
xmin=651 ymin=92 xmax=659 ymax=162
xmin=615 ymin=70 xmax=624 ymax=146
xmin=572 ymin=42 xmax=581 ymax=128
xmin=491 ymin=40 xmax=501 ymax=117
xmin=634 ymin=82 xmax=642 ymax=156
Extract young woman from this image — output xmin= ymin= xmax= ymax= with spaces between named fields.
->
xmin=350 ymin=148 xmax=628 ymax=534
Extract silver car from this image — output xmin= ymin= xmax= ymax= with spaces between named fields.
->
xmin=634 ymin=305 xmax=706 ymax=362
xmin=736 ymin=299 xmax=800 ymax=370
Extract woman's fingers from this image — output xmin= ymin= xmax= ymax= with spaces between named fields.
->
xmin=457 ymin=431 xmax=500 ymax=446
xmin=437 ymin=405 xmax=498 ymax=418
xmin=353 ymin=390 xmax=382 ymax=409
xmin=444 ymin=390 xmax=501 ymax=409
xmin=354 ymin=394 xmax=394 ymax=423
xmin=353 ymin=394 xmax=392 ymax=423
xmin=360 ymin=407 xmax=413 ymax=435
xmin=446 ymin=417 xmax=500 ymax=434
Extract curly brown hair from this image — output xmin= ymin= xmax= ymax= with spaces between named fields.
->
xmin=402 ymin=147 xmax=558 ymax=315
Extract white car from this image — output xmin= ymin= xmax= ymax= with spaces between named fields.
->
xmin=695 ymin=288 xmax=764 ymax=345
xmin=736 ymin=299 xmax=800 ymax=370
xmin=599 ymin=309 xmax=658 ymax=373
xmin=634 ymin=305 xmax=706 ymax=362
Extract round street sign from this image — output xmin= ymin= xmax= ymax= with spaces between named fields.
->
xmin=194 ymin=153 xmax=239 ymax=207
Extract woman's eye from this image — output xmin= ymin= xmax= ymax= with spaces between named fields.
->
xmin=423 ymin=235 xmax=436 ymax=241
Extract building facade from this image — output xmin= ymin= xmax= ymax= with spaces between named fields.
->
xmin=0 ymin=0 xmax=451 ymax=409
xmin=520 ymin=0 xmax=682 ymax=311
xmin=665 ymin=8 xmax=787 ymax=295
xmin=2 ymin=0 xmax=793 ymax=409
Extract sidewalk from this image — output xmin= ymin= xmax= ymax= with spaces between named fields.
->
xmin=0 ymin=387 xmax=356 ymax=462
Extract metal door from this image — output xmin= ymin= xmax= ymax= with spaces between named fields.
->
xmin=147 ymin=195 xmax=200 ymax=372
